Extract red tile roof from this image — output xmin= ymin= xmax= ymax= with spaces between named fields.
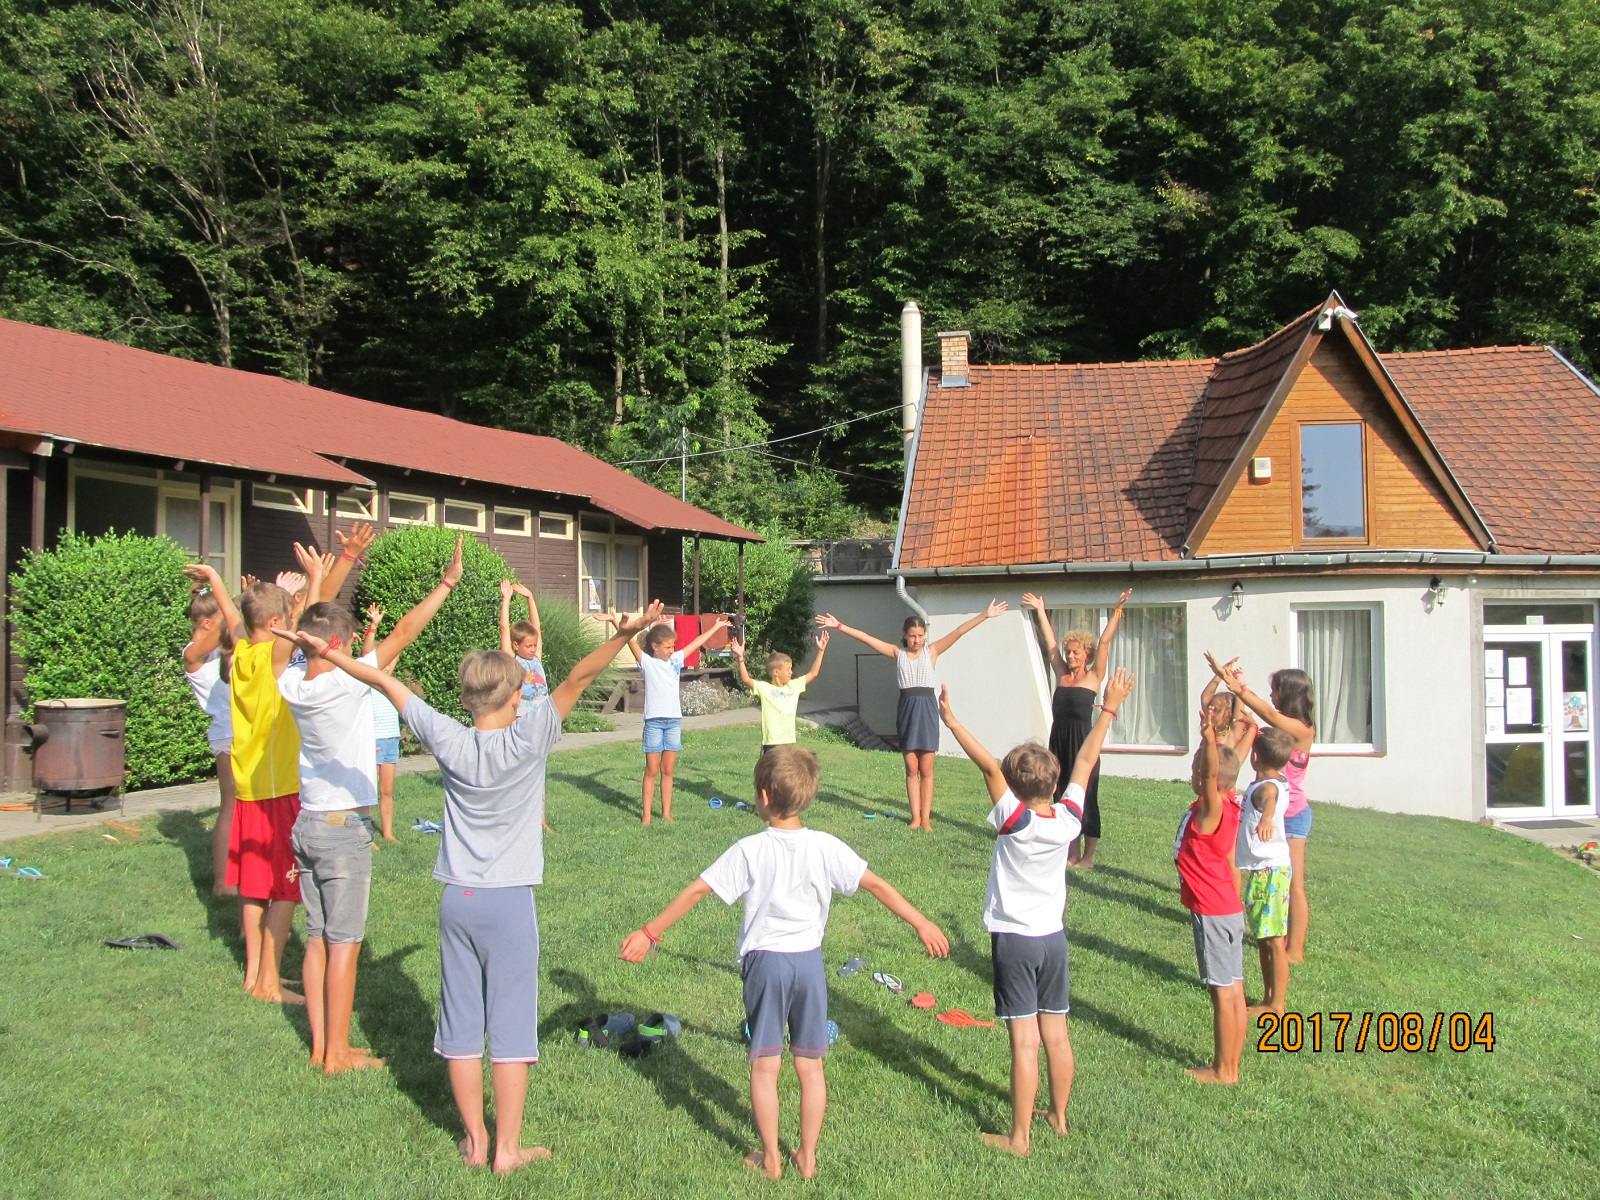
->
xmin=900 ymin=323 xmax=1600 ymax=568
xmin=0 ymin=320 xmax=759 ymax=540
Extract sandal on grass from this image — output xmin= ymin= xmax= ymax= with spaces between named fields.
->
xmin=935 ymin=1009 xmax=996 ymax=1028
xmin=871 ymin=972 xmax=904 ymax=994
xmin=836 ymin=957 xmax=868 ymax=977
xmin=104 ymin=934 xmax=182 ymax=950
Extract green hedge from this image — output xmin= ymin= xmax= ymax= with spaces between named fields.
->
xmin=354 ymin=526 xmax=513 ymax=723
xmin=10 ymin=532 xmax=211 ymax=789
xmin=690 ymin=531 xmax=815 ymax=660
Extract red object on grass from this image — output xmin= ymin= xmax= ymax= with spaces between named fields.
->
xmin=935 ymin=1009 xmax=996 ymax=1028
xmin=911 ymin=993 xmax=936 ymax=1009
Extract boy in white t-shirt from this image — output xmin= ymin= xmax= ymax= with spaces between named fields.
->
xmin=938 ymin=669 xmax=1135 ymax=1157
xmin=607 ymin=611 xmax=732 ymax=824
xmin=1238 ymin=726 xmax=1295 ymax=1017
xmin=272 ymin=535 xmax=462 ymax=1074
xmin=619 ymin=745 xmax=950 ymax=1180
xmin=730 ymin=630 xmax=829 ymax=755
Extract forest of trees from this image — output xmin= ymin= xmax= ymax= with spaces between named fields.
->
xmin=2 ymin=0 xmax=1597 ymax=528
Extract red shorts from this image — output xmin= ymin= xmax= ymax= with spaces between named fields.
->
xmin=226 ymin=794 xmax=301 ymax=902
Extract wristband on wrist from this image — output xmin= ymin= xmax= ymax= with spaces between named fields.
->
xmin=641 ymin=926 xmax=661 ymax=945
xmin=441 ymin=577 xmax=456 ymax=590
xmin=1098 ymin=705 xmax=1118 ymax=717
xmin=340 ymin=551 xmax=358 ymax=562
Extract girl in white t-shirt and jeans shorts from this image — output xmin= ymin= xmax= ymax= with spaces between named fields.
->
xmin=610 ymin=613 xmax=731 ymax=825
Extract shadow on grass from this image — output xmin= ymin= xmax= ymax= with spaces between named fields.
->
xmin=818 ymin=783 xmax=990 ymax=839
xmin=1069 ymin=873 xmax=1191 ymax=927
xmin=157 ymin=808 xmax=244 ymax=963
xmin=357 ymin=940 xmax=460 ymax=1136
xmin=1071 ymin=929 xmax=1193 ymax=990
xmin=1091 ymin=863 xmax=1174 ymax=892
xmin=1070 ymin=995 xmax=1196 ymax=1067
xmin=547 ymin=967 xmax=751 ymax=1153
xmin=549 ymin=770 xmax=638 ymax=818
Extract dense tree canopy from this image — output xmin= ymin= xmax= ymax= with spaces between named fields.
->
xmin=3 ymin=0 xmax=1597 ymax=523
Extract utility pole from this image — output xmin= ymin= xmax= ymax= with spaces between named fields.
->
xmin=680 ymin=426 xmax=688 ymax=502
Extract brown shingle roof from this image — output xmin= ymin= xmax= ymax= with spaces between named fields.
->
xmin=900 ymin=323 xmax=1600 ymax=569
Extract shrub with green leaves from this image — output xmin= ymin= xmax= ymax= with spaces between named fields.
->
xmin=354 ymin=526 xmax=513 ymax=723
xmin=10 ymin=532 xmax=211 ymax=789
xmin=689 ymin=531 xmax=815 ymax=660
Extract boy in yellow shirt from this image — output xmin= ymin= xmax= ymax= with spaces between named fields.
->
xmin=731 ymin=631 xmax=828 ymax=756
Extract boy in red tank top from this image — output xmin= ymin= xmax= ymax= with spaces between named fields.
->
xmin=1173 ymin=714 xmax=1245 ymax=1084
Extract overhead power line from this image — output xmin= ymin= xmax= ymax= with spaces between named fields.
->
xmin=615 ymin=406 xmax=900 ymax=467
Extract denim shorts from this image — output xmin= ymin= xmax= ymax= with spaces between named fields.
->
xmin=642 ymin=717 xmax=683 ymax=755
xmin=375 ymin=737 xmax=400 ymax=765
xmin=290 ymin=810 xmax=374 ymax=943
xmin=1284 ymin=805 xmax=1313 ymax=840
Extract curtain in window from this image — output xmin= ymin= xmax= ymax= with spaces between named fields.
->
xmin=1296 ymin=609 xmax=1373 ymax=743
xmin=1047 ymin=605 xmax=1188 ymax=746
xmin=581 ymin=540 xmax=610 ymax=612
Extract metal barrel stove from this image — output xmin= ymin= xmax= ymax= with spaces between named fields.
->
xmin=28 ymin=698 xmax=128 ymax=818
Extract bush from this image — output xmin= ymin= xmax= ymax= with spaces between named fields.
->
xmin=354 ymin=526 xmax=514 ymax=723
xmin=561 ymin=709 xmax=614 ymax=734
xmin=689 ymin=529 xmax=815 ymax=661
xmin=10 ymin=532 xmax=211 ymax=789
xmin=680 ymin=677 xmax=731 ymax=716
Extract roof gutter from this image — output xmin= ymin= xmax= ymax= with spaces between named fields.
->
xmin=891 ymin=550 xmax=1600 ymax=579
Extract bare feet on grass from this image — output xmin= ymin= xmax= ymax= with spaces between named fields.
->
xmin=981 ymin=1132 xmax=1030 ymax=1157
xmin=744 ymin=1150 xmax=782 ymax=1180
xmin=787 ymin=1149 xmax=817 ymax=1179
xmin=1186 ymin=1065 xmax=1239 ymax=1085
xmin=1246 ymin=1004 xmax=1284 ymax=1019
xmin=1039 ymin=1110 xmax=1069 ymax=1136
xmin=382 ymin=832 xmax=400 ymax=843
xmin=251 ymin=984 xmax=305 ymax=1005
xmin=458 ymin=1136 xmax=488 ymax=1168
xmin=324 ymin=1048 xmax=386 ymax=1075
xmin=493 ymin=1146 xmax=550 ymax=1174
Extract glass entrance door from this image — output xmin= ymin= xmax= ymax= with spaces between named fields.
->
xmin=1484 ymin=632 xmax=1595 ymax=816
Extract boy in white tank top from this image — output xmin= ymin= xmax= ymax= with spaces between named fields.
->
xmin=1238 ymin=726 xmax=1295 ymax=1016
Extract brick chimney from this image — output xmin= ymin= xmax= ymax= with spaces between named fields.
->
xmin=937 ymin=330 xmax=969 ymax=387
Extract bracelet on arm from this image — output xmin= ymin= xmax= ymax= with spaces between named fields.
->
xmin=440 ymin=577 xmax=455 ymax=590
xmin=641 ymin=926 xmax=661 ymax=945
xmin=1097 ymin=705 xmax=1118 ymax=718
xmin=340 ymin=551 xmax=358 ymax=562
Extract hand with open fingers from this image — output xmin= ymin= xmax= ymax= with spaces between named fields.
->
xmin=365 ymin=604 xmax=384 ymax=625
xmin=729 ymin=638 xmax=746 ymax=658
xmin=512 ymin=581 xmax=534 ymax=599
xmin=240 ymin=574 xmax=259 ymax=590
xmin=336 ymin=521 xmax=376 ymax=557
xmin=319 ymin=551 xmax=337 ymax=577
xmin=617 ymin=601 xmax=666 ymax=637
xmin=499 ymin=578 xmax=514 ymax=599
xmin=983 ymin=598 xmax=1009 ymax=619
xmin=275 ymin=571 xmax=307 ymax=596
xmin=1103 ymin=667 xmax=1136 ymax=708
xmin=814 ymin=629 xmax=830 ymax=650
xmin=619 ymin=929 xmax=655 ymax=963
xmin=917 ymin=921 xmax=951 ymax=958
xmin=598 ymin=610 xmax=621 ymax=626
xmin=815 ymin=612 xmax=842 ymax=629
xmin=1203 ymin=649 xmax=1242 ymax=685
xmin=1116 ymin=587 xmax=1134 ymax=607
xmin=713 ymin=614 xmax=733 ymax=631
xmin=292 ymin=542 xmax=321 ymax=577
xmin=442 ymin=536 xmax=465 ymax=586
xmin=271 ymin=626 xmax=329 ymax=657
xmin=1021 ymin=591 xmax=1046 ymax=613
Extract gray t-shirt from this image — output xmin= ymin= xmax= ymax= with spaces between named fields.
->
xmin=402 ymin=696 xmax=562 ymax=887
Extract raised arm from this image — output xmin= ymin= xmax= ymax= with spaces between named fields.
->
xmin=1205 ymin=650 xmax=1314 ymax=750
xmin=320 ymin=521 xmax=376 ymax=601
xmin=600 ymin=611 xmax=645 ymax=663
xmin=680 ymin=614 xmax=732 ymax=658
xmin=375 ymin=535 xmax=464 ymax=668
xmin=555 ymin=601 xmax=667 ymax=718
xmin=513 ymin=582 xmax=541 ymax=649
xmin=183 ymin=564 xmax=245 ymax=647
xmin=803 ymin=630 xmax=830 ymax=682
xmin=1091 ymin=588 xmax=1133 ymax=680
xmin=858 ymin=870 xmax=950 ymax=958
xmin=1193 ymin=711 xmax=1224 ymax=835
xmin=359 ymin=605 xmax=383 ymax=657
xmin=273 ymin=627 xmax=418 ymax=714
xmin=293 ymin=543 xmax=329 ymax=614
xmin=499 ymin=579 xmax=515 ymax=655
xmin=1067 ymin=668 xmax=1134 ymax=792
xmin=729 ymin=638 xmax=755 ymax=689
xmin=619 ymin=878 xmax=714 ymax=962
xmin=815 ymin=612 xmax=898 ymax=658
xmin=1022 ymin=592 xmax=1066 ymax=676
xmin=930 ymin=598 xmax=1008 ymax=660
xmin=937 ymin=685 xmax=1007 ymax=803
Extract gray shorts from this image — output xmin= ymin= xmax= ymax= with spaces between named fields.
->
xmin=290 ymin=810 xmax=374 ymax=943
xmin=742 ymin=948 xmax=828 ymax=1061
xmin=1191 ymin=911 xmax=1246 ymax=988
xmin=435 ymin=884 xmax=540 ymax=1063
xmin=991 ymin=930 xmax=1070 ymax=1020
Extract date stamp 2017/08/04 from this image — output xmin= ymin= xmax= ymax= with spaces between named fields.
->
xmin=1257 ymin=1012 xmax=1495 ymax=1054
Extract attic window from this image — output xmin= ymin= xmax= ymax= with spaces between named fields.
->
xmin=1300 ymin=423 xmax=1366 ymax=540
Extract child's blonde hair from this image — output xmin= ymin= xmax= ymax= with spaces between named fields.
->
xmin=1000 ymin=741 xmax=1060 ymax=802
xmin=510 ymin=620 xmax=539 ymax=645
xmin=765 ymin=651 xmax=792 ymax=673
xmin=459 ymin=649 xmax=525 ymax=716
xmin=239 ymin=581 xmax=292 ymax=633
xmin=1193 ymin=743 xmax=1242 ymax=792
xmin=754 ymin=745 xmax=820 ymax=818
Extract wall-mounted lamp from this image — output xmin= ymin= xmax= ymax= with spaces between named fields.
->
xmin=1428 ymin=575 xmax=1448 ymax=608
xmin=1230 ymin=581 xmax=1244 ymax=612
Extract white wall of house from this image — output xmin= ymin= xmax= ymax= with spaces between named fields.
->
xmin=813 ymin=572 xmax=1600 ymax=823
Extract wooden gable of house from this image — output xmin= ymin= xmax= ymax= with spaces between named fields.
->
xmin=1191 ymin=323 xmax=1489 ymax=557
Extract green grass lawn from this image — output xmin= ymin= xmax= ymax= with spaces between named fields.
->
xmin=3 ymin=724 xmax=1599 ymax=1199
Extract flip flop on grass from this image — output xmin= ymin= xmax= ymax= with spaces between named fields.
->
xmin=104 ymin=934 xmax=182 ymax=950
xmin=872 ymin=972 xmax=904 ymax=994
xmin=935 ymin=1009 xmax=996 ymax=1028
xmin=837 ymin=957 xmax=868 ymax=977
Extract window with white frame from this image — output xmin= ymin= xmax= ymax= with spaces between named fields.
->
xmin=71 ymin=462 xmax=239 ymax=581
xmin=539 ymin=512 xmax=573 ymax=538
xmin=1291 ymin=605 xmax=1380 ymax=750
xmin=580 ymin=515 xmax=642 ymax=613
xmin=442 ymin=500 xmax=486 ymax=532
xmin=334 ymin=487 xmax=377 ymax=520
xmin=494 ymin=507 xmax=532 ymax=536
xmin=1044 ymin=604 xmax=1189 ymax=748
xmin=387 ymin=493 xmax=435 ymax=525
xmin=251 ymin=482 xmax=315 ymax=513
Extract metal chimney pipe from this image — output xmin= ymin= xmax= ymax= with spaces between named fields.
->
xmin=901 ymin=300 xmax=922 ymax=473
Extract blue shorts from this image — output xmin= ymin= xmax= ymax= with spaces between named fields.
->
xmin=1284 ymin=806 xmax=1313 ymax=840
xmin=642 ymin=717 xmax=682 ymax=755
xmin=742 ymin=948 xmax=829 ymax=1061
xmin=375 ymin=737 xmax=400 ymax=765
xmin=434 ymin=884 xmax=540 ymax=1063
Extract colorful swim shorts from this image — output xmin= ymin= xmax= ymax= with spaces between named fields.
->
xmin=1243 ymin=865 xmax=1292 ymax=940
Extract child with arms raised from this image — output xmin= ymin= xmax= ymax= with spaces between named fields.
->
xmin=731 ymin=630 xmax=829 ymax=756
xmin=606 ymin=611 xmax=732 ymax=823
xmin=499 ymin=580 xmax=548 ymax=701
xmin=359 ymin=606 xmax=403 ymax=843
xmin=1237 ymin=727 xmax=1295 ymax=1016
xmin=939 ymin=669 xmax=1134 ymax=1155
xmin=1175 ymin=705 xmax=1247 ymax=1084
xmin=619 ymin=744 xmax=949 ymax=1180
xmin=298 ymin=597 xmax=665 ymax=1171
xmin=181 ymin=569 xmax=244 ymax=895
xmin=273 ymin=538 xmax=461 ymax=1073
